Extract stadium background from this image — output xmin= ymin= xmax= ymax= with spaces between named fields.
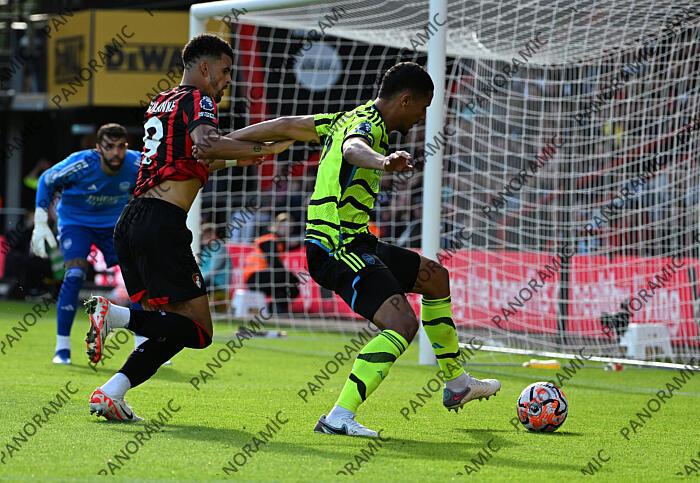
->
xmin=1 ymin=0 xmax=699 ymax=360
xmin=0 ymin=1 xmax=699 ymax=480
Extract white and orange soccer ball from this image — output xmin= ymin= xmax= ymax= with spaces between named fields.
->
xmin=516 ymin=382 xmax=568 ymax=432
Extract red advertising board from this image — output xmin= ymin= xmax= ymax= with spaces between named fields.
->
xmin=569 ymin=254 xmax=697 ymax=343
xmin=444 ymin=250 xmax=561 ymax=333
xmin=88 ymin=242 xmax=698 ymax=346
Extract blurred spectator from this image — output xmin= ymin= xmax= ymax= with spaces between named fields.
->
xmin=200 ymin=223 xmax=231 ymax=313
xmin=23 ymin=158 xmax=51 ymax=191
xmin=3 ymin=210 xmax=53 ymax=297
xmin=243 ymin=213 xmax=300 ymax=314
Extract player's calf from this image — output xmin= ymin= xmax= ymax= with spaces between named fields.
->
xmin=318 ymin=295 xmax=415 ymax=437
xmin=411 ymin=258 xmax=503 ymax=412
xmin=85 ymin=296 xmax=211 ymax=364
xmin=126 ymin=308 xmax=212 ymax=349
xmin=376 ymin=294 xmax=418 ymax=343
xmin=54 ymin=261 xmax=87 ymax=364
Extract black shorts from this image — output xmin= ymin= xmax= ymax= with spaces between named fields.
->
xmin=305 ymin=234 xmax=421 ymax=321
xmin=114 ymin=197 xmax=206 ymax=306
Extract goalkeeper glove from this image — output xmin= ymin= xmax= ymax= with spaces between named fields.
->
xmin=30 ymin=208 xmax=57 ymax=258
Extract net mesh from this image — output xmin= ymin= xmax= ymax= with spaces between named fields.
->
xmin=198 ymin=0 xmax=700 ymax=362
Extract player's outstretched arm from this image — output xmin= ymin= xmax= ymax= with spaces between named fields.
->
xmin=343 ymin=137 xmax=414 ymax=173
xmin=191 ymin=124 xmax=293 ymax=160
xmin=31 ymin=163 xmax=74 ymax=258
xmin=225 ymin=116 xmax=321 ymax=143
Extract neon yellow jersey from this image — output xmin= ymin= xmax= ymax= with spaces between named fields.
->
xmin=305 ymin=101 xmax=389 ymax=251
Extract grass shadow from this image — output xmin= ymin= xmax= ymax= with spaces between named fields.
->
xmin=454 ymin=454 xmax=582 ymax=473
xmin=100 ymin=422 xmax=375 ymax=462
xmin=95 ymin=421 xmax=253 ymax=445
xmin=456 ymin=428 xmax=586 ymax=437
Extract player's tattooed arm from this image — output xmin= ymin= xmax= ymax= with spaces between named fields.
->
xmin=191 ymin=125 xmax=293 ymax=160
xmin=343 ymin=137 xmax=414 ymax=172
xmin=225 ymin=115 xmax=320 ymax=143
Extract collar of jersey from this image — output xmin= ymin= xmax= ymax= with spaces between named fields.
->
xmin=370 ymin=102 xmax=387 ymax=126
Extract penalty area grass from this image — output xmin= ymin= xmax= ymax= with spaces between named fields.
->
xmin=0 ymin=300 xmax=698 ymax=481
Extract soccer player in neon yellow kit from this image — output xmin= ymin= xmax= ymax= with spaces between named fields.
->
xmin=198 ymin=62 xmax=501 ymax=437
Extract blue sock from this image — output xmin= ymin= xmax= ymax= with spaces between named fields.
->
xmin=56 ymin=267 xmax=86 ymax=337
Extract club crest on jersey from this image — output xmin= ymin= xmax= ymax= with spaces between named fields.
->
xmin=357 ymin=121 xmax=372 ymax=133
xmin=193 ymin=273 xmax=202 ymax=288
xmin=361 ymin=253 xmax=376 ymax=265
xmin=200 ymin=96 xmax=215 ymax=111
xmin=119 ymin=181 xmax=131 ymax=192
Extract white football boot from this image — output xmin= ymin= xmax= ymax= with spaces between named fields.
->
xmin=314 ymin=414 xmax=378 ymax=437
xmin=84 ymin=295 xmax=113 ymax=363
xmin=89 ymin=388 xmax=142 ymax=422
xmin=444 ymin=374 xmax=501 ymax=413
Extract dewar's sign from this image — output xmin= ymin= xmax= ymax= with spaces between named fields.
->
xmin=105 ymin=44 xmax=182 ymax=73
xmin=48 ymin=10 xmax=227 ymax=107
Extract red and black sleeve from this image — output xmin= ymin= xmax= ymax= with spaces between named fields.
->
xmin=182 ymin=89 xmax=219 ymax=133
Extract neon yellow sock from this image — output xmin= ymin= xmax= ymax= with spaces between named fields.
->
xmin=422 ymin=295 xmax=465 ymax=381
xmin=336 ymin=330 xmax=408 ymax=412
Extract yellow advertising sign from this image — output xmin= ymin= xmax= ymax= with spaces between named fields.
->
xmin=47 ymin=9 xmax=231 ymax=108
xmin=47 ymin=10 xmax=91 ymax=108
xmin=92 ymin=10 xmax=187 ymax=107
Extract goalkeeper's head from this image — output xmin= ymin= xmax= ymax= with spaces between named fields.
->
xmin=96 ymin=123 xmax=128 ymax=174
xmin=377 ymin=62 xmax=434 ymax=136
xmin=182 ymin=34 xmax=235 ymax=103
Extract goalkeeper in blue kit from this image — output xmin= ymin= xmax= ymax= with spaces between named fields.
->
xmin=31 ymin=124 xmax=140 ymax=364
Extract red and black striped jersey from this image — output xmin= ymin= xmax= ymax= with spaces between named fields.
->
xmin=134 ymin=85 xmax=218 ymax=197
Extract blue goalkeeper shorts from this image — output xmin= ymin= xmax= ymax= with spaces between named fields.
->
xmin=58 ymin=224 xmax=119 ymax=267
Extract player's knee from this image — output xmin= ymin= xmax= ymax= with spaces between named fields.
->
xmin=424 ymin=260 xmax=449 ymax=298
xmin=174 ymin=297 xmax=213 ymax=337
xmin=196 ymin=324 xmax=213 ymax=349
xmin=62 ymin=266 xmax=86 ymax=290
xmin=64 ymin=266 xmax=86 ymax=280
xmin=65 ymin=258 xmax=89 ymax=271
xmin=403 ymin=321 xmax=418 ymax=342
xmin=388 ymin=294 xmax=402 ymax=311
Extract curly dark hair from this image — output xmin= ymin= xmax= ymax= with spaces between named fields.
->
xmin=378 ymin=62 xmax=434 ymax=99
xmin=182 ymin=34 xmax=234 ymax=67
xmin=96 ymin=123 xmax=127 ymax=143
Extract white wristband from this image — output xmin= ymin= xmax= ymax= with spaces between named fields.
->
xmin=225 ymin=159 xmax=239 ymax=168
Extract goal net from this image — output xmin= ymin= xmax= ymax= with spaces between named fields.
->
xmin=193 ymin=0 xmax=700 ymax=365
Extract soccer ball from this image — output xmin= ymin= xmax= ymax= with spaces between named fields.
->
xmin=516 ymin=382 xmax=568 ymax=432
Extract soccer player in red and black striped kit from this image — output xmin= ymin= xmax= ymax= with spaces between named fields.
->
xmin=84 ymin=34 xmax=293 ymax=421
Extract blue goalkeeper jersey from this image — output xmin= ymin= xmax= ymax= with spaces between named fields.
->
xmin=36 ymin=149 xmax=141 ymax=229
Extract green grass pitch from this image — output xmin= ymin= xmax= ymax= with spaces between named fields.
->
xmin=1 ymin=301 xmax=698 ymax=482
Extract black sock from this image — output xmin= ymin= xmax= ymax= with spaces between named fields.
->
xmin=118 ymin=339 xmax=183 ymax=388
xmin=127 ymin=310 xmax=212 ymax=348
